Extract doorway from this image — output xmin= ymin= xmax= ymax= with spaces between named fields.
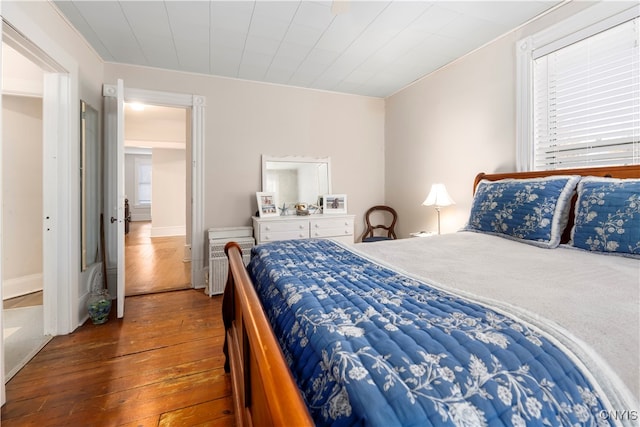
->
xmin=1 ymin=41 xmax=50 ymax=381
xmin=102 ymin=83 xmax=206 ymax=319
xmin=123 ymin=103 xmax=191 ymax=296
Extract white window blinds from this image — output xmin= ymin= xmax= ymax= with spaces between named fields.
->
xmin=532 ymin=16 xmax=639 ymax=170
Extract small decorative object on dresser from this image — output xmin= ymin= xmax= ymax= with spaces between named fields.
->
xmin=256 ymin=192 xmax=279 ymax=217
xmin=294 ymin=203 xmax=309 ymax=216
xmin=323 ymin=194 xmax=347 ymax=214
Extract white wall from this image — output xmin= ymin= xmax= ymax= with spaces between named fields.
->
xmin=125 ymin=105 xmax=186 ymax=144
xmin=150 ymin=148 xmax=186 ymax=237
xmin=104 ymin=64 xmax=386 ymax=241
xmin=384 ymin=1 xmax=596 ymax=237
xmin=1 ymin=95 xmax=43 ymax=299
xmin=2 ymin=44 xmax=44 ymax=97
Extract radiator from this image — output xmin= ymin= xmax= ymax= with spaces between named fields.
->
xmin=208 ymin=227 xmax=254 ymax=296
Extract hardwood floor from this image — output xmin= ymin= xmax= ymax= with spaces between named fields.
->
xmin=1 ymin=290 xmax=234 ymax=426
xmin=126 ymin=221 xmax=191 ymax=296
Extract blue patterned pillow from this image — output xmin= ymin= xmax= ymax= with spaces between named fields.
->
xmin=464 ymin=176 xmax=580 ymax=248
xmin=571 ymin=177 xmax=640 ymax=257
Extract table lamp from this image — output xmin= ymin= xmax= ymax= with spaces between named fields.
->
xmin=422 ymin=183 xmax=455 ymax=234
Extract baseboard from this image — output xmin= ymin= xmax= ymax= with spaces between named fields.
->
xmin=150 ymin=225 xmax=186 ymax=237
xmin=2 ymin=273 xmax=43 ymax=300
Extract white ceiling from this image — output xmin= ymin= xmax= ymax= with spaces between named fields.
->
xmin=53 ymin=0 xmax=562 ymax=98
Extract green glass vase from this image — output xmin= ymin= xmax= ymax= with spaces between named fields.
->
xmin=87 ymin=289 xmax=112 ymax=324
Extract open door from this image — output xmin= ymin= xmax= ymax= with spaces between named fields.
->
xmin=1 ymin=13 xmax=5 ymax=408
xmin=115 ymin=79 xmax=125 ymax=318
xmin=103 ymin=79 xmax=125 ymax=318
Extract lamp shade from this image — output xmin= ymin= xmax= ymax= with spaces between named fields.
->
xmin=422 ymin=183 xmax=455 ymax=207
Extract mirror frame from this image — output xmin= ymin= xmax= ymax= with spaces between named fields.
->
xmin=261 ymin=155 xmax=332 ymax=208
xmin=81 ymin=100 xmax=100 ymax=271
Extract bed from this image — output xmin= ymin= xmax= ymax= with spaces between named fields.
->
xmin=222 ymin=165 xmax=640 ymax=427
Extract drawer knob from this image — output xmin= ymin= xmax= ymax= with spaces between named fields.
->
xmin=265 ymin=226 xmax=271 ymax=231
xmin=299 ymin=224 xmax=305 ymax=229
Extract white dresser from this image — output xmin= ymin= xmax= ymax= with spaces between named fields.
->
xmin=252 ymin=214 xmax=355 ymax=245
xmin=208 ymin=226 xmax=254 ymax=296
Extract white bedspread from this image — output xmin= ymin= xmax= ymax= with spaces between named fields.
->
xmin=352 ymin=231 xmax=640 ymax=411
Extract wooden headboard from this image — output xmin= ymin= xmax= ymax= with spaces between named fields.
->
xmin=473 ymin=164 xmax=640 ymax=190
xmin=473 ymin=164 xmax=640 ymax=243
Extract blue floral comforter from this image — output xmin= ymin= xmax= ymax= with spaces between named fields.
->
xmin=248 ymin=239 xmax=612 ymax=427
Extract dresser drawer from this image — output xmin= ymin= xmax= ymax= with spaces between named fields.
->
xmin=261 ymin=230 xmax=308 ymax=242
xmin=310 ymin=217 xmax=354 ymax=238
xmin=311 ymin=227 xmax=353 ymax=239
xmin=259 ymin=220 xmax=308 ymax=234
xmin=253 ymin=214 xmax=354 ymax=244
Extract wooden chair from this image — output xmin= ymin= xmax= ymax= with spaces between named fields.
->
xmin=360 ymin=205 xmax=398 ymax=242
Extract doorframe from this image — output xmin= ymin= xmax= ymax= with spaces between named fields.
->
xmin=2 ymin=18 xmax=77 ymax=334
xmin=103 ymin=85 xmax=206 ymax=291
xmin=0 ymin=15 xmax=78 ymax=404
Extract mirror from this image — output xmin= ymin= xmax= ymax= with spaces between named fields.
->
xmin=262 ymin=155 xmax=331 ymax=211
xmin=81 ymin=100 xmax=101 ymax=271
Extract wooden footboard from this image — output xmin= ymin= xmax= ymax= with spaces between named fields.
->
xmin=222 ymin=242 xmax=313 ymax=427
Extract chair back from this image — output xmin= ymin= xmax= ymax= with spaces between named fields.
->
xmin=360 ymin=205 xmax=398 ymax=242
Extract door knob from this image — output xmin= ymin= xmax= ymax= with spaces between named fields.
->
xmin=110 ymin=216 xmax=118 ymax=223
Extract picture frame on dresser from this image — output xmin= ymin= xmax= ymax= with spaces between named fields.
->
xmin=256 ymin=192 xmax=279 ymax=217
xmin=323 ymin=194 xmax=347 ymax=214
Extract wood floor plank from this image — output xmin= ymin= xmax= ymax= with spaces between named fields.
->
xmin=1 ymin=290 xmax=234 ymax=426
xmin=158 ymin=396 xmax=234 ymax=426
xmin=125 ymin=221 xmax=191 ymax=296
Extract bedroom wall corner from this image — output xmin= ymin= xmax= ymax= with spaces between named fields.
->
xmin=383 ymin=1 xmax=597 ymax=238
xmin=384 ymin=32 xmax=517 ymax=237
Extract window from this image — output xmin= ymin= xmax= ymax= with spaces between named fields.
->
xmin=517 ymin=4 xmax=639 ymax=171
xmin=135 ymin=156 xmax=152 ymax=206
